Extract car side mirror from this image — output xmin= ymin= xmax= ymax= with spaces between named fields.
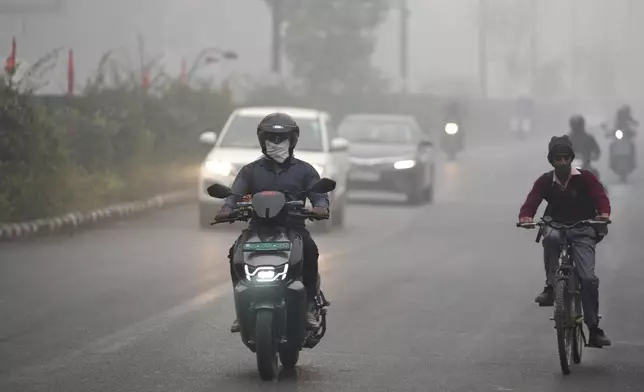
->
xmin=199 ymin=130 xmax=218 ymax=145
xmin=329 ymin=137 xmax=350 ymax=152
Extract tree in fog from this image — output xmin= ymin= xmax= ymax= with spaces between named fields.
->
xmin=485 ymin=0 xmax=533 ymax=94
xmin=264 ymin=0 xmax=390 ymax=94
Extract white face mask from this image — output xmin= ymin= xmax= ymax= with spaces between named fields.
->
xmin=265 ymin=140 xmax=291 ymax=163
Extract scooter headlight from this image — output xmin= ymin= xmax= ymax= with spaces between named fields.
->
xmin=244 ymin=264 xmax=289 ymax=282
xmin=615 ymin=129 xmax=624 ymax=140
xmin=444 ymin=122 xmax=459 ymax=135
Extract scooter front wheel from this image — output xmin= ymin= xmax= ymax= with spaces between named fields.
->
xmin=255 ymin=309 xmax=279 ymax=381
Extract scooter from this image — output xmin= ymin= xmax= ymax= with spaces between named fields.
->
xmin=510 ymin=117 xmax=532 ymax=140
xmin=441 ymin=121 xmax=463 ymax=161
xmin=207 ymin=178 xmax=335 ymax=381
xmin=608 ymin=128 xmax=636 ymax=183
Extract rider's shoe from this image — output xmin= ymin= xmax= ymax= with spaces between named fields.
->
xmin=230 ymin=318 xmax=241 ymax=333
xmin=306 ymin=301 xmax=319 ymax=330
xmin=588 ymin=327 xmax=611 ymax=347
xmin=534 ymin=285 xmax=554 ymax=306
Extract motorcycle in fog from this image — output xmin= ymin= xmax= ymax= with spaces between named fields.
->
xmin=207 ymin=178 xmax=335 ymax=381
xmin=571 ymin=157 xmax=600 ymax=180
xmin=510 ymin=117 xmax=532 ymax=140
xmin=607 ymin=128 xmax=636 ymax=183
xmin=441 ymin=121 xmax=464 ymax=161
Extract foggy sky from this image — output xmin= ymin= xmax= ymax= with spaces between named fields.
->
xmin=0 ymin=0 xmax=641 ymax=100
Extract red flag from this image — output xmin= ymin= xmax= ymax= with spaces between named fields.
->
xmin=4 ymin=37 xmax=17 ymax=75
xmin=67 ymin=49 xmax=75 ymax=95
xmin=142 ymin=69 xmax=150 ymax=88
xmin=180 ymin=57 xmax=187 ymax=83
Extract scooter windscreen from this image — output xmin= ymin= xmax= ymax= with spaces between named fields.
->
xmin=251 ymin=191 xmax=287 ymax=219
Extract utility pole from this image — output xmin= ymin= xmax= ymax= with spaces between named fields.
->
xmin=270 ymin=0 xmax=283 ymax=74
xmin=529 ymin=0 xmax=538 ymax=98
xmin=0 ymin=1 xmax=64 ymax=34
xmin=399 ymin=0 xmax=409 ymax=94
xmin=569 ymin=0 xmax=577 ymax=100
xmin=478 ymin=0 xmax=488 ymax=98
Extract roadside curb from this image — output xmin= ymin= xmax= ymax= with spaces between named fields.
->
xmin=0 ymin=191 xmax=194 ymax=242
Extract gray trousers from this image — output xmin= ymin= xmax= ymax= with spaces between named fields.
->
xmin=542 ymin=226 xmax=601 ymax=328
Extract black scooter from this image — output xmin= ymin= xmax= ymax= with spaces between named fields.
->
xmin=207 ymin=178 xmax=335 ymax=381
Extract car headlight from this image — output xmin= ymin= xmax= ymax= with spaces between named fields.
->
xmin=445 ymin=122 xmax=459 ymax=135
xmin=615 ymin=130 xmax=623 ymax=140
xmin=312 ymin=164 xmax=324 ymax=176
xmin=245 ymin=264 xmax=289 ymax=282
xmin=204 ymin=160 xmax=233 ymax=177
xmin=394 ymin=159 xmax=416 ymax=170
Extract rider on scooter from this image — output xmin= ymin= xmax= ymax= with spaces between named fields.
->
xmin=615 ymin=104 xmax=638 ymax=168
xmin=568 ymin=115 xmax=600 ymax=172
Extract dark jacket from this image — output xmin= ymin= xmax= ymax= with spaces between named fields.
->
xmin=221 ymin=156 xmax=330 ymax=227
xmin=518 ymin=168 xmax=610 ymax=222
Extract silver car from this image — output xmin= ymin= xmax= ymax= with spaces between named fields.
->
xmin=338 ymin=114 xmax=436 ymax=205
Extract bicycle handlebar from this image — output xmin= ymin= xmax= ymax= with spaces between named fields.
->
xmin=516 ymin=218 xmax=611 ymax=230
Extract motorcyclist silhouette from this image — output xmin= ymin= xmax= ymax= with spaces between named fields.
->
xmin=568 ymin=115 xmax=600 ymax=172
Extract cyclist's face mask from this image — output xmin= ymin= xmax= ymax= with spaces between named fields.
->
xmin=551 ymin=153 xmax=572 ymax=178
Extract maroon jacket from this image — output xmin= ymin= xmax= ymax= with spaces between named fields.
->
xmin=518 ymin=168 xmax=610 ymax=221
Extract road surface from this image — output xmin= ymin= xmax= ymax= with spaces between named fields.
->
xmin=2 ymin=138 xmax=644 ymax=392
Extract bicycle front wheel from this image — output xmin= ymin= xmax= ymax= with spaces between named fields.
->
xmin=554 ymin=279 xmax=574 ymax=375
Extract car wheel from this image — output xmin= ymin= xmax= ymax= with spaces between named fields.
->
xmin=406 ymin=185 xmax=423 ymax=205
xmin=423 ymin=165 xmax=435 ymax=204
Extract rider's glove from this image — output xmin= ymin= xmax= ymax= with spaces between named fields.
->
xmin=215 ymin=209 xmax=234 ymax=221
xmin=312 ymin=206 xmax=329 ymax=217
xmin=595 ymin=213 xmax=610 ymax=221
xmin=519 ymin=216 xmax=533 ymax=224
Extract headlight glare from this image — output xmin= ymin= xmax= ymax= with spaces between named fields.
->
xmin=445 ymin=122 xmax=459 ymax=135
xmin=394 ymin=159 xmax=416 ymax=170
xmin=244 ymin=264 xmax=289 ymax=282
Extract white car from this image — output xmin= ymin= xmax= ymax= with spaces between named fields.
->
xmin=198 ymin=106 xmax=350 ymax=232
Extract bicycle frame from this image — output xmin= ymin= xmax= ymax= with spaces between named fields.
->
xmin=554 ymin=233 xmax=585 ymax=336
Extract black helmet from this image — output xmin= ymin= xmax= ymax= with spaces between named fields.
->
xmin=256 ymin=112 xmax=300 ymax=154
xmin=569 ymin=114 xmax=585 ymax=131
xmin=547 ymin=135 xmax=575 ymax=163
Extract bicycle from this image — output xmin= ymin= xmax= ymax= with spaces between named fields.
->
xmin=517 ymin=216 xmax=611 ymax=375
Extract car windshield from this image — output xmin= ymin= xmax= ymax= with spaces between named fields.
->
xmin=338 ymin=120 xmax=416 ymax=144
xmin=218 ymin=115 xmax=324 ymax=151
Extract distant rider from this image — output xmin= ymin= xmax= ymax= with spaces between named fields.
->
xmin=567 ymin=114 xmax=600 ymax=170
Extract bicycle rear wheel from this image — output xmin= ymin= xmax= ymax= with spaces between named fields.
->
xmin=554 ymin=279 xmax=574 ymax=375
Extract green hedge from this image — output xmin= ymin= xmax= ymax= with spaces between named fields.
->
xmin=0 ymin=76 xmax=234 ymax=223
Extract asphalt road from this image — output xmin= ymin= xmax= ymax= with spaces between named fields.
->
xmin=2 ymin=137 xmax=644 ymax=392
